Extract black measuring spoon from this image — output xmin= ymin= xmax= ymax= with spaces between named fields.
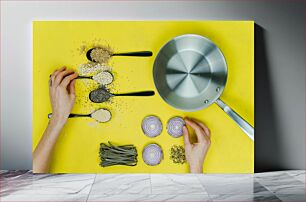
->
xmin=89 ymin=87 xmax=155 ymax=103
xmin=77 ymin=71 xmax=114 ymax=85
xmin=86 ymin=48 xmax=152 ymax=62
xmin=48 ymin=108 xmax=112 ymax=123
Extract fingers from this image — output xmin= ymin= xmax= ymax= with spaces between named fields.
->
xmin=50 ymin=66 xmax=66 ymax=86
xmin=60 ymin=72 xmax=78 ymax=89
xmin=183 ymin=126 xmax=191 ymax=146
xmin=69 ymin=79 xmax=76 ymax=96
xmin=50 ymin=67 xmax=78 ymax=91
xmin=52 ymin=66 xmax=66 ymax=77
xmin=53 ymin=69 xmax=74 ymax=87
xmin=185 ymin=118 xmax=206 ymax=143
xmin=191 ymin=118 xmax=210 ymax=138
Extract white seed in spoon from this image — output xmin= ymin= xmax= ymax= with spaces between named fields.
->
xmin=91 ymin=109 xmax=112 ymax=123
xmin=92 ymin=71 xmax=113 ymax=85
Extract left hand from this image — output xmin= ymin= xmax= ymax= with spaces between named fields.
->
xmin=49 ymin=67 xmax=78 ymax=124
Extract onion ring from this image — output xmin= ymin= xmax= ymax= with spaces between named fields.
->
xmin=142 ymin=144 xmax=163 ymax=166
xmin=167 ymin=116 xmax=185 ymax=138
xmin=141 ymin=115 xmax=162 ymax=138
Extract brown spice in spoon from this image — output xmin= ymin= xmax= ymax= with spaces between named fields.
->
xmin=90 ymin=46 xmax=113 ymax=64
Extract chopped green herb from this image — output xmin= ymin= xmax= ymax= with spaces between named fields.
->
xmin=170 ymin=145 xmax=186 ymax=164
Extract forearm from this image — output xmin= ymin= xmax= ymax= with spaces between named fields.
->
xmin=33 ymin=117 xmax=66 ymax=173
xmin=189 ymin=163 xmax=203 ymax=174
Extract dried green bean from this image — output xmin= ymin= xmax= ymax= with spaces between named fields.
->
xmin=99 ymin=142 xmax=138 ymax=167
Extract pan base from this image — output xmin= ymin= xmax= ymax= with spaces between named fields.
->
xmin=165 ymin=50 xmax=211 ymax=98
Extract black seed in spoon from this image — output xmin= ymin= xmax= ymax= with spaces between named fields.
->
xmin=90 ymin=88 xmax=111 ymax=103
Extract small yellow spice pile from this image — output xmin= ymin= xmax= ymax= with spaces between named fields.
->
xmin=90 ymin=45 xmax=113 ymax=64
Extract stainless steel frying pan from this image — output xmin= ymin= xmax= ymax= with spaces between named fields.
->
xmin=153 ymin=34 xmax=254 ymax=141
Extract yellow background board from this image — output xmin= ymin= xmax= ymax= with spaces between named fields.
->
xmin=33 ymin=21 xmax=254 ymax=173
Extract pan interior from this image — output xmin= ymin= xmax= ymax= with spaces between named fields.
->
xmin=153 ymin=34 xmax=227 ymax=111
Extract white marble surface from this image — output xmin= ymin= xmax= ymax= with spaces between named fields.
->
xmin=276 ymin=194 xmax=306 ymax=202
xmin=198 ymin=174 xmax=260 ymax=195
xmin=1 ymin=171 xmax=95 ymax=196
xmin=88 ymin=194 xmax=211 ymax=202
xmin=1 ymin=170 xmax=305 ymax=201
xmin=255 ymin=172 xmax=305 ymax=195
xmin=1 ymin=194 xmax=88 ymax=202
xmin=209 ymin=194 xmax=281 ymax=201
xmin=90 ymin=174 xmax=151 ymax=195
xmin=286 ymin=170 xmax=306 ymax=183
xmin=150 ymin=174 xmax=208 ymax=195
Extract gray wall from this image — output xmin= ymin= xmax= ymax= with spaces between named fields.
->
xmin=1 ymin=0 xmax=305 ymax=171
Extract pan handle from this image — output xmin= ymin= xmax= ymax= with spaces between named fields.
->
xmin=215 ymin=99 xmax=254 ymax=141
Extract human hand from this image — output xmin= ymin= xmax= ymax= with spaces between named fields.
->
xmin=183 ymin=118 xmax=211 ymax=173
xmin=49 ymin=67 xmax=78 ymax=125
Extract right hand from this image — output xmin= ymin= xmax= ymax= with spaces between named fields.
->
xmin=49 ymin=67 xmax=78 ymax=124
xmin=183 ymin=118 xmax=211 ymax=173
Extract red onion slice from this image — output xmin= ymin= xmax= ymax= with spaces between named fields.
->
xmin=167 ymin=117 xmax=185 ymax=138
xmin=141 ymin=115 xmax=162 ymax=138
xmin=142 ymin=144 xmax=163 ymax=166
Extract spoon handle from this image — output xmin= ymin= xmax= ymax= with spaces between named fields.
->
xmin=68 ymin=114 xmax=91 ymax=118
xmin=115 ymin=91 xmax=155 ymax=96
xmin=48 ymin=113 xmax=90 ymax=119
xmin=77 ymin=76 xmax=92 ymax=79
xmin=113 ymin=51 xmax=152 ymax=57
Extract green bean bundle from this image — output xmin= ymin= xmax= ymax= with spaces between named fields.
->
xmin=99 ymin=142 xmax=138 ymax=167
